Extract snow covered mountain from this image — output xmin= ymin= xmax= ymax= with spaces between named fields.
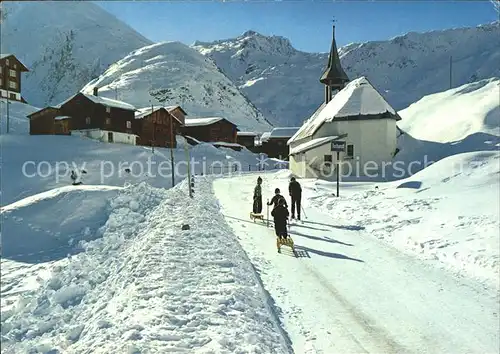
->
xmin=0 ymin=1 xmax=152 ymax=107
xmin=81 ymin=42 xmax=273 ymax=132
xmin=193 ymin=22 xmax=500 ymax=126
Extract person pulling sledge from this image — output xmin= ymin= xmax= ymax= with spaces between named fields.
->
xmin=288 ymin=176 xmax=302 ymax=220
xmin=267 ymin=188 xmax=288 ymax=210
xmin=253 ymin=176 xmax=263 ymax=214
xmin=271 ymin=198 xmax=289 ymax=239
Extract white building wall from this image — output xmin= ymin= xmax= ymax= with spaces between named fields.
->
xmin=314 ymin=119 xmax=397 ymax=176
xmin=289 ymin=143 xmax=339 ymax=179
xmin=72 ymin=129 xmax=137 ymax=146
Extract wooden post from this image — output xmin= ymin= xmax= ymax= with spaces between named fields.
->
xmin=170 ymin=113 xmax=175 ymax=187
xmin=6 ymin=92 xmax=10 ymax=134
xmin=267 ymin=199 xmax=270 ymax=227
xmin=336 ymin=151 xmax=340 ymax=197
xmin=449 ymin=56 xmax=452 ymax=89
xmin=185 ymin=142 xmax=192 ymax=198
xmin=151 ymin=103 xmax=155 ymax=154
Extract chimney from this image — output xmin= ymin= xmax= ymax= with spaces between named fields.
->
xmin=93 ymin=87 xmax=98 ymax=96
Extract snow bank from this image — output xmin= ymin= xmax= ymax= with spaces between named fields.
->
xmin=1 ymin=181 xmax=289 ymax=353
xmin=392 ymin=78 xmax=500 ymax=178
xmin=398 ymin=78 xmax=500 ymax=142
xmin=308 ymin=151 xmax=500 ymax=288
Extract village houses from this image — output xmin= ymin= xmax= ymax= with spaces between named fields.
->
xmin=287 ymin=25 xmax=401 ymax=179
xmin=134 ymin=106 xmax=184 ymax=148
xmin=258 ymin=127 xmax=300 ymax=159
xmin=28 ymin=87 xmax=246 ymax=150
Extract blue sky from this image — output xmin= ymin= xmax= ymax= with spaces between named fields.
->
xmin=97 ymin=1 xmax=498 ymax=53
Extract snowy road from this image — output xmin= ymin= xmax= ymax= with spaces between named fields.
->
xmin=214 ymin=172 xmax=499 ymax=353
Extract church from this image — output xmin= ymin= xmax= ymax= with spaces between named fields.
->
xmin=287 ymin=26 xmax=401 ymax=179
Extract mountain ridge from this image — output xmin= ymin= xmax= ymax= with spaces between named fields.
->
xmin=193 ymin=21 xmax=500 ymax=126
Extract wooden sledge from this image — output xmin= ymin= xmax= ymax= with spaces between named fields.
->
xmin=277 ymin=236 xmax=296 ymax=256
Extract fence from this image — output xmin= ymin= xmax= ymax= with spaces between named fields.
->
xmin=194 ymin=162 xmax=288 ymax=176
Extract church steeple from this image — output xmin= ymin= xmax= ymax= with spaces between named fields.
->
xmin=320 ymin=24 xmax=349 ymax=103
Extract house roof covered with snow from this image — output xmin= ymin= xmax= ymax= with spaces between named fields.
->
xmin=84 ymin=93 xmax=136 ymax=111
xmin=0 ymin=53 xmax=29 ymax=71
xmin=259 ymin=132 xmax=271 ymax=142
xmin=237 ymin=131 xmax=258 ymax=137
xmin=289 ymin=135 xmax=345 ymax=155
xmin=268 ymin=127 xmax=300 ymax=139
xmin=134 ymin=106 xmax=183 ymax=124
xmin=164 ymin=105 xmax=187 ymax=115
xmin=289 ymin=77 xmax=400 ymax=144
xmin=57 ymin=93 xmax=136 ymax=111
xmin=184 ymin=117 xmax=237 ymax=128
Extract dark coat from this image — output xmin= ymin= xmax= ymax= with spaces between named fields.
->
xmin=271 ymin=205 xmax=289 ymax=226
xmin=268 ymin=194 xmax=287 ymax=209
xmin=289 ymin=180 xmax=302 ymax=197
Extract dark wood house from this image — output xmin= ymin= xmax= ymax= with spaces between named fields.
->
xmin=260 ymin=127 xmax=300 ymax=159
xmin=237 ymin=131 xmax=257 ymax=149
xmin=29 ymin=87 xmax=138 ymax=142
xmin=181 ymin=117 xmax=239 ymax=143
xmin=134 ymin=106 xmax=183 ymax=148
xmin=28 ymin=106 xmax=62 ymax=135
xmin=165 ymin=105 xmax=187 ymax=126
xmin=0 ymin=54 xmax=29 ymax=102
xmin=59 ymin=88 xmax=136 ymax=134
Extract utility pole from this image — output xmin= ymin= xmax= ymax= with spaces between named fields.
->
xmin=185 ymin=141 xmax=192 ymax=198
xmin=6 ymin=93 xmax=10 ymax=134
xmin=336 ymin=151 xmax=340 ymax=197
xmin=449 ymin=56 xmax=453 ymax=90
xmin=150 ymin=102 xmax=155 ymax=154
xmin=170 ymin=112 xmax=175 ymax=188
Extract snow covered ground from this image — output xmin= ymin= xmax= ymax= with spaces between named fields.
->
xmin=1 ymin=180 xmax=290 ymax=353
xmin=0 ymin=100 xmax=276 ymax=206
xmin=214 ymin=169 xmax=499 ymax=353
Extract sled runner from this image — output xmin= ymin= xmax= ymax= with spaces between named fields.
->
xmin=250 ymin=212 xmax=264 ymax=222
xmin=277 ymin=236 xmax=296 ymax=256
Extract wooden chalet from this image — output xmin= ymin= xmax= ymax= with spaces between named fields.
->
xmin=29 ymin=87 xmax=138 ymax=143
xmin=28 ymin=106 xmax=63 ymax=135
xmin=182 ymin=117 xmax=239 ymax=144
xmin=237 ymin=131 xmax=257 ymax=149
xmin=134 ymin=106 xmax=183 ymax=148
xmin=0 ymin=54 xmax=29 ymax=102
xmin=260 ymin=127 xmax=300 ymax=159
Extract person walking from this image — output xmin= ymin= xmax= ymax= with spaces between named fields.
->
xmin=288 ymin=176 xmax=302 ymax=220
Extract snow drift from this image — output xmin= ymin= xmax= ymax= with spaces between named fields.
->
xmin=393 ymin=78 xmax=500 ymax=176
xmin=1 ymin=180 xmax=290 ymax=353
xmin=81 ymin=42 xmax=273 ymax=132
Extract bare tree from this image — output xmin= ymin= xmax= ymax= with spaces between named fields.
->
xmin=491 ymin=0 xmax=500 ymax=14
